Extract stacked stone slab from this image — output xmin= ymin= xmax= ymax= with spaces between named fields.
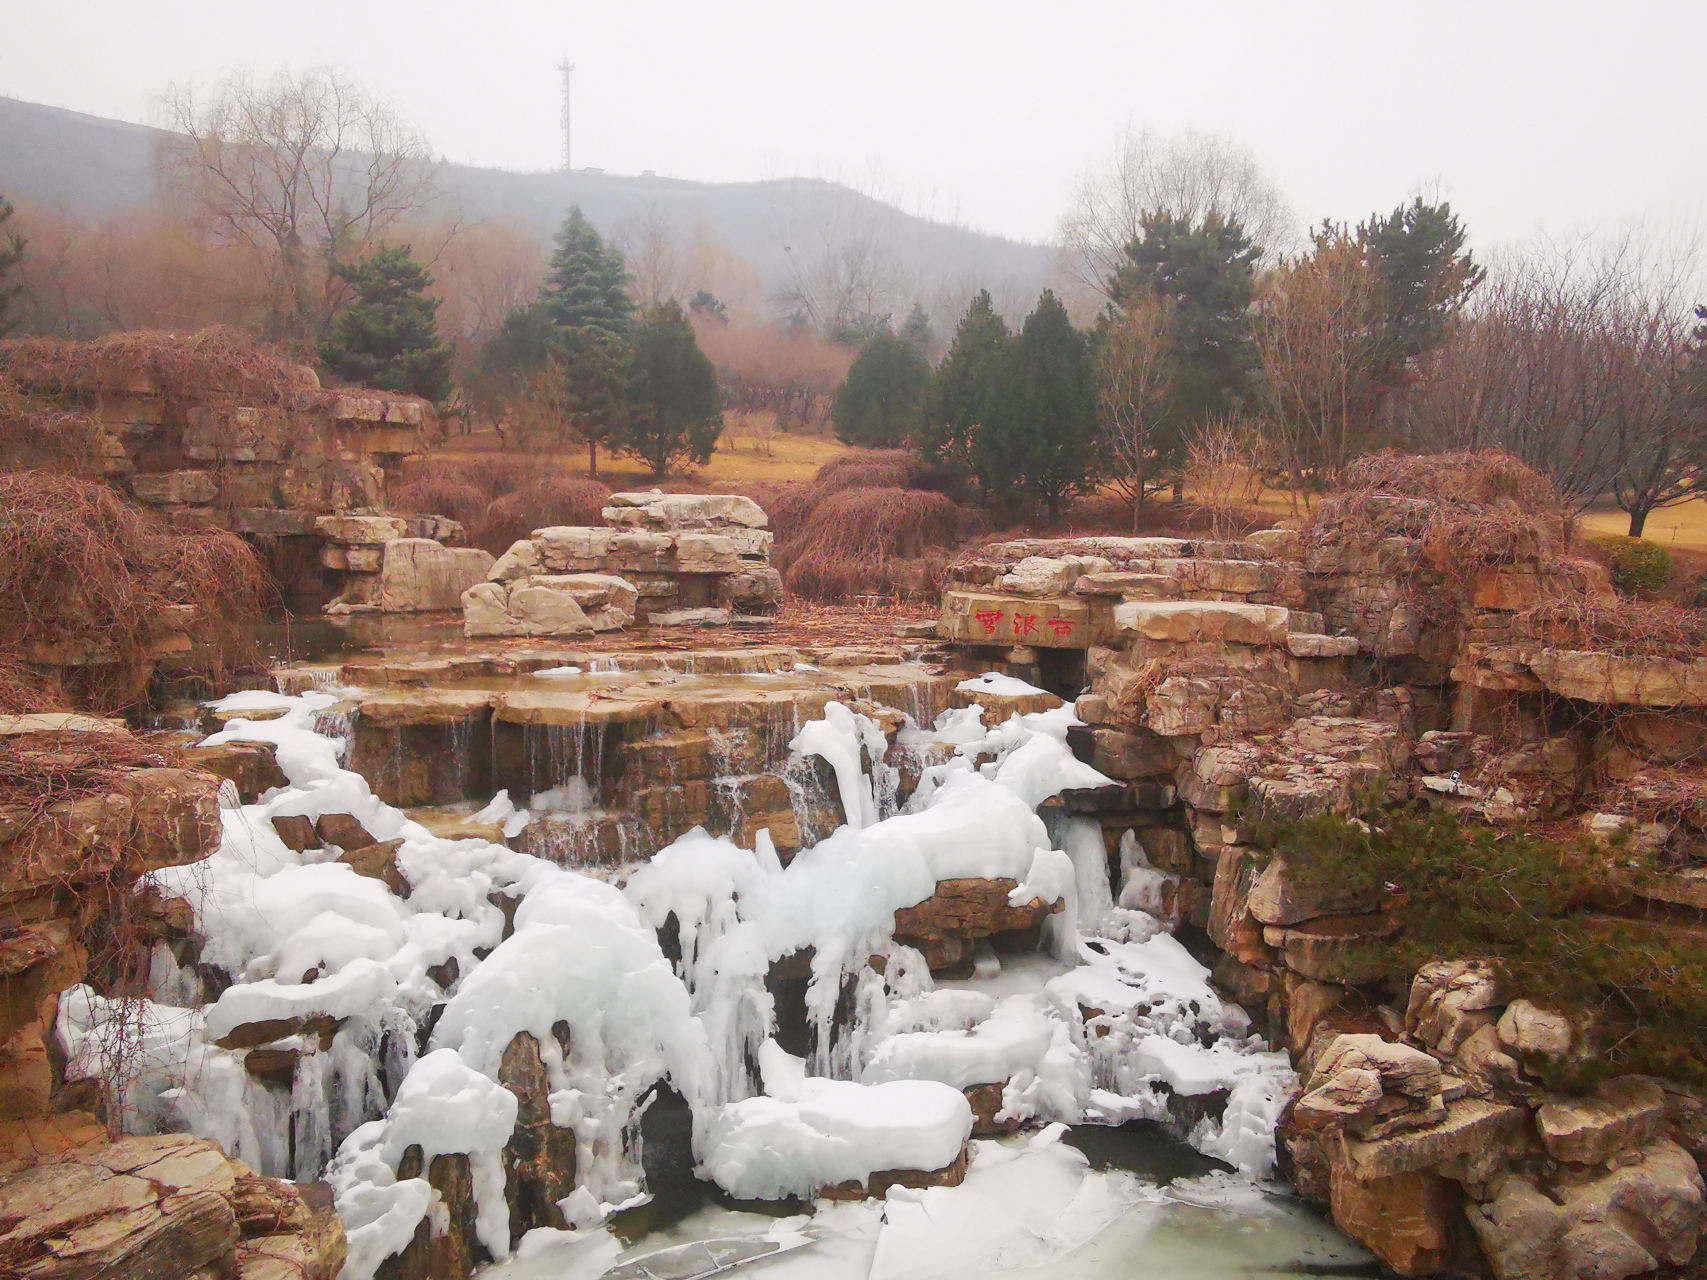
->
xmin=934 ymin=502 xmax=1707 ymax=1279
xmin=316 ymin=515 xmax=494 ymax=615
xmin=462 ymin=491 xmax=783 ymax=637
xmin=0 ymin=336 xmax=443 ymax=607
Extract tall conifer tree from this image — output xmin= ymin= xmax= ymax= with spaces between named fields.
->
xmin=920 ymin=290 xmax=1010 ymax=495
xmin=989 ymin=291 xmax=1100 ymax=519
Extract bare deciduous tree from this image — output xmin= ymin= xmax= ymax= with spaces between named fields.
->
xmin=161 ymin=69 xmax=437 ymax=340
xmin=1183 ymin=415 xmax=1274 ymax=538
xmin=1256 ymin=236 xmax=1388 ymax=491
xmin=428 ymin=219 xmax=546 ymax=350
xmin=1097 ymin=292 xmax=1177 ymax=528
xmin=1057 ymin=125 xmax=1296 ymax=301
xmin=615 ymin=205 xmax=685 ymax=311
xmin=1403 ymin=234 xmax=1705 ymax=529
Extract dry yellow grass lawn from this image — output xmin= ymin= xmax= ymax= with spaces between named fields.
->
xmin=428 ymin=416 xmax=853 ymax=489
xmin=1579 ymin=500 xmax=1707 ymax=551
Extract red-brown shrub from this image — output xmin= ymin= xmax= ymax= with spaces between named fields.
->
xmin=483 ymin=476 xmax=612 ymax=553
xmin=0 ymin=472 xmax=269 ymax=713
xmin=777 ymin=487 xmax=961 ymax=601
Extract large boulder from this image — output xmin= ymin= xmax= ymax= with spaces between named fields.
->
xmin=1538 ymin=1078 xmax=1667 ymax=1166
xmin=1469 ymin=1140 xmax=1705 ymax=1280
xmin=463 ymin=574 xmax=638 ymax=638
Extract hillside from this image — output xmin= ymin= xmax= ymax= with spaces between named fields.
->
xmin=0 ymin=95 xmax=1053 ymax=308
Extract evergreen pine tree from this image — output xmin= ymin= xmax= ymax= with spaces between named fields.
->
xmin=623 ymin=301 xmax=724 ymax=476
xmin=899 ymin=303 xmax=937 ymax=358
xmin=920 ymin=290 xmax=1010 ymax=495
xmin=687 ymin=290 xmax=728 ymax=323
xmin=540 ymin=206 xmax=633 ymax=339
xmin=1109 ymin=212 xmax=1261 ymax=431
xmin=1357 ymin=197 xmax=1483 ymax=389
xmin=539 ymin=206 xmax=635 ymax=473
xmin=0 ymin=194 xmax=26 ymax=338
xmin=318 ymin=245 xmax=453 ymax=401
xmin=831 ymin=330 xmax=932 ymax=448
xmin=988 ymin=290 xmax=1100 ymax=519
xmin=560 ymin=328 xmax=629 ymax=478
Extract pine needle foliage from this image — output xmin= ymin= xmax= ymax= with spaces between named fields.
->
xmin=1252 ymin=802 xmax=1707 ymax=1090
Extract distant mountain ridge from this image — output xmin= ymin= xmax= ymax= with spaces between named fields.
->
xmin=0 ymin=95 xmax=1053 ymax=312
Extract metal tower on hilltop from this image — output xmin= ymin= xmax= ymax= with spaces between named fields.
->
xmin=556 ymin=58 xmax=574 ymax=172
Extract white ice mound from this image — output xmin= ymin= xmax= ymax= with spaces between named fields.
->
xmin=328 ymin=1048 xmax=518 ymax=1279
xmin=430 ymin=888 xmax=708 ymax=1099
xmin=702 ymin=1041 xmax=974 ymax=1199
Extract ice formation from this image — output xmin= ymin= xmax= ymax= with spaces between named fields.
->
xmin=63 ymin=681 xmax=1301 ymax=1277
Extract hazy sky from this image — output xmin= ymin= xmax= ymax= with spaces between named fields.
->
xmin=6 ymin=1 xmax=1706 ymax=256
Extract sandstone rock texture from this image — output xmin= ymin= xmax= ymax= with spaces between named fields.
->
xmin=935 ymin=477 xmax=1707 ymax=1280
xmin=462 ymin=492 xmax=780 ymax=636
xmin=0 ymin=1133 xmax=346 ymax=1280
xmin=0 ymin=338 xmax=443 ymax=607
xmin=0 ymin=722 xmax=345 ymax=1277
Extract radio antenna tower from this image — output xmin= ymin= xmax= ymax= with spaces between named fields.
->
xmin=556 ymin=58 xmax=574 ymax=172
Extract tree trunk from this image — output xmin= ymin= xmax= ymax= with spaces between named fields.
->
xmin=1629 ymin=507 xmax=1649 ymax=538
xmin=1132 ymin=485 xmax=1145 ymax=534
xmin=588 ymin=440 xmax=599 ymax=478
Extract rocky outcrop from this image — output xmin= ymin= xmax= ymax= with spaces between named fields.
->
xmin=935 ymin=495 xmax=1707 ymax=1280
xmin=463 ymin=493 xmax=781 ymax=636
xmin=892 ymin=878 xmax=1063 ymax=972
xmin=0 ymin=337 xmax=443 ymax=607
xmin=320 ymin=521 xmax=493 ymax=616
xmin=0 ymin=1133 xmax=346 ymax=1280
xmin=463 ymin=573 xmax=640 ymax=638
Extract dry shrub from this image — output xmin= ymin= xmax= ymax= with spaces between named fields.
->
xmin=0 ymin=327 xmax=309 ymax=404
xmin=0 ymin=375 xmax=102 ymax=475
xmin=0 ymin=657 xmax=66 ymax=714
xmin=779 ymin=487 xmax=961 ymax=601
xmin=1340 ymin=449 xmax=1570 ymax=512
xmin=1520 ymin=598 xmax=1707 ymax=659
xmin=392 ymin=456 xmax=610 ymax=554
xmin=0 ymin=731 xmax=184 ymax=821
xmin=1601 ymin=768 xmax=1707 ymax=831
xmin=1182 ymin=417 xmax=1276 ymax=539
xmin=759 ymin=450 xmax=926 ymax=546
xmin=484 ymin=475 xmax=611 ymax=552
xmin=0 ymin=472 xmax=269 ymax=714
xmin=812 ymin=450 xmax=919 ymax=494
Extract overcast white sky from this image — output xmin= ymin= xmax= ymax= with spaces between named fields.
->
xmin=6 ymin=0 xmax=1705 ymax=256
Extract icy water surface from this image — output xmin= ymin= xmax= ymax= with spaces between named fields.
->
xmin=481 ymin=1123 xmax=1371 ymax=1280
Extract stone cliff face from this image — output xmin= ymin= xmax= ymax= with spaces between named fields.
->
xmin=0 ymin=714 xmax=347 ymax=1278
xmin=0 ymin=334 xmax=443 ymax=609
xmin=931 ymin=504 xmax=1707 ymax=1279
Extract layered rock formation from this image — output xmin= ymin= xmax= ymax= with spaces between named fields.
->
xmin=0 ymin=716 xmax=346 ymax=1278
xmin=934 ymin=500 xmax=1707 ymax=1279
xmin=0 ymin=337 xmax=442 ymax=609
xmin=463 ymin=491 xmax=782 ymax=637
xmin=316 ymin=515 xmax=494 ymax=615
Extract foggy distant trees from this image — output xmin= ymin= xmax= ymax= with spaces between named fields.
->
xmin=1057 ymin=126 xmax=1295 ymax=302
xmin=161 ymin=70 xmax=438 ymax=342
xmin=0 ymin=194 xmax=24 ymax=338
